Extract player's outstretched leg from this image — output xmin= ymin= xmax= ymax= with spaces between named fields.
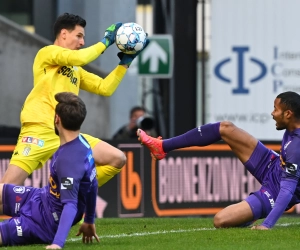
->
xmin=137 ymin=121 xmax=258 ymax=164
xmin=137 ymin=122 xmax=221 ymax=160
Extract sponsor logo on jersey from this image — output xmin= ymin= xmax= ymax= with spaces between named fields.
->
xmin=22 ymin=145 xmax=31 ymax=156
xmin=13 ymin=186 xmax=25 ymax=194
xmin=21 ymin=137 xmax=44 ymax=147
xmin=16 ymin=196 xmax=22 ymax=202
xmin=61 ymin=177 xmax=73 ymax=190
xmin=58 ymin=66 xmax=78 ymax=86
xmin=285 ymin=162 xmax=298 ymax=176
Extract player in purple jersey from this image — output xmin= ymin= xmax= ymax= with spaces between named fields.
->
xmin=0 ymin=92 xmax=99 ymax=248
xmin=137 ymin=91 xmax=300 ymax=230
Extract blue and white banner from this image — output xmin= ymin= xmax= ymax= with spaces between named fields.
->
xmin=209 ymin=0 xmax=300 ymax=140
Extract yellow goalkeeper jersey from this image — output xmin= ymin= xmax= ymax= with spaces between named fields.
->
xmin=20 ymin=42 xmax=126 ymax=128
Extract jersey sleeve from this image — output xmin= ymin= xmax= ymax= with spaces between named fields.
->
xmin=261 ymin=178 xmax=297 ymax=228
xmin=284 ymin=140 xmax=300 ymax=179
xmin=84 ymin=178 xmax=98 ymax=224
xmin=52 ymin=202 xmax=77 ymax=247
xmin=79 ymin=65 xmax=127 ymax=96
xmin=38 ymin=42 xmax=106 ymax=67
xmin=261 ymin=138 xmax=300 ymax=228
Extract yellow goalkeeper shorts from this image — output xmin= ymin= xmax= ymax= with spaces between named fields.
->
xmin=10 ymin=123 xmax=100 ymax=174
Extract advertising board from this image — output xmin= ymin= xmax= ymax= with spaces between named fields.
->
xmin=209 ymin=0 xmax=300 ymax=140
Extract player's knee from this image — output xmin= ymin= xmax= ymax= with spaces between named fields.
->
xmin=115 ymin=151 xmax=126 ymax=169
xmin=219 ymin=121 xmax=237 ymax=136
xmin=213 ymin=213 xmax=228 ymax=228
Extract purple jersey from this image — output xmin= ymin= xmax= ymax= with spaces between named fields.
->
xmin=259 ymin=129 xmax=300 ymax=228
xmin=243 ymin=128 xmax=300 ymax=228
xmin=0 ymin=134 xmax=98 ymax=247
xmin=41 ymin=134 xmax=98 ymax=246
xmin=278 ymin=128 xmax=300 ymax=206
xmin=280 ymin=129 xmax=300 ymax=178
xmin=41 ymin=134 xmax=97 ymax=221
xmin=249 ymin=128 xmax=300 ymax=228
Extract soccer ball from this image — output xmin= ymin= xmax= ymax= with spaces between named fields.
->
xmin=115 ymin=22 xmax=147 ymax=54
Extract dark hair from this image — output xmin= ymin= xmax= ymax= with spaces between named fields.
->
xmin=55 ymin=92 xmax=87 ymax=131
xmin=130 ymin=106 xmax=145 ymax=118
xmin=53 ymin=13 xmax=86 ymax=38
xmin=277 ymin=91 xmax=300 ymax=119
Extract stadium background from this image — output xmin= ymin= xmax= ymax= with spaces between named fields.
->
xmin=1 ymin=0 xmax=300 ymax=218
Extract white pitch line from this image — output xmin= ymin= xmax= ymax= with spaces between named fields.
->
xmin=67 ymin=221 xmax=300 ymax=242
xmin=276 ymin=222 xmax=300 ymax=227
xmin=68 ymin=227 xmax=215 ymax=242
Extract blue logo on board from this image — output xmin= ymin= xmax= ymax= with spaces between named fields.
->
xmin=214 ymin=46 xmax=267 ymax=94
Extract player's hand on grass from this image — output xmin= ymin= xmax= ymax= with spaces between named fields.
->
xmin=251 ymin=225 xmax=269 ymax=230
xmin=101 ymin=22 xmax=122 ymax=48
xmin=118 ymin=37 xmax=150 ymax=67
xmin=76 ymin=222 xmax=100 ymax=243
xmin=45 ymin=244 xmax=62 ymax=249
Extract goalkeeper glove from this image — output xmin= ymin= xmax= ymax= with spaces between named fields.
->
xmin=101 ymin=22 xmax=122 ymax=48
xmin=118 ymin=38 xmax=150 ymax=67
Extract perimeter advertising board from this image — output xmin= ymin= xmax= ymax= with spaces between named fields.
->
xmin=209 ymin=0 xmax=300 ymax=140
xmin=2 ymin=139 xmax=300 ymax=218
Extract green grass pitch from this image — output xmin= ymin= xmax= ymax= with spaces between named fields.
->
xmin=7 ymin=216 xmax=300 ymax=249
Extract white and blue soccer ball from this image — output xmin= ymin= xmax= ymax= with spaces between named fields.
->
xmin=115 ymin=22 xmax=147 ymax=54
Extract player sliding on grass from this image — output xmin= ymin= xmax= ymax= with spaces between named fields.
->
xmin=2 ymin=13 xmax=149 ymax=188
xmin=137 ymin=91 xmax=300 ymax=230
xmin=0 ymin=92 xmax=99 ymax=248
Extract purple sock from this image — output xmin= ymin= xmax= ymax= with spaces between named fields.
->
xmin=162 ymin=122 xmax=221 ymax=153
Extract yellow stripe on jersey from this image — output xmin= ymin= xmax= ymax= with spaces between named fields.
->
xmin=20 ymin=42 xmax=127 ymax=128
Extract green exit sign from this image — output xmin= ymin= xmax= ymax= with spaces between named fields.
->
xmin=138 ymin=34 xmax=173 ymax=78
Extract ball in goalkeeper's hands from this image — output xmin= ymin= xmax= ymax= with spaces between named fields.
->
xmin=115 ymin=22 xmax=147 ymax=54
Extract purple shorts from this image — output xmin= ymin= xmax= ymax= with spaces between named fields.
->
xmin=0 ymin=184 xmax=55 ymax=246
xmin=244 ymin=141 xmax=281 ymax=220
xmin=245 ymin=188 xmax=276 ymax=220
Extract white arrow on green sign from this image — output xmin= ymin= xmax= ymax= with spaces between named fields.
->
xmin=138 ymin=34 xmax=173 ymax=78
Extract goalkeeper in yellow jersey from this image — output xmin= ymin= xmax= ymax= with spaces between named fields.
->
xmin=1 ymin=13 xmax=148 ymax=186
